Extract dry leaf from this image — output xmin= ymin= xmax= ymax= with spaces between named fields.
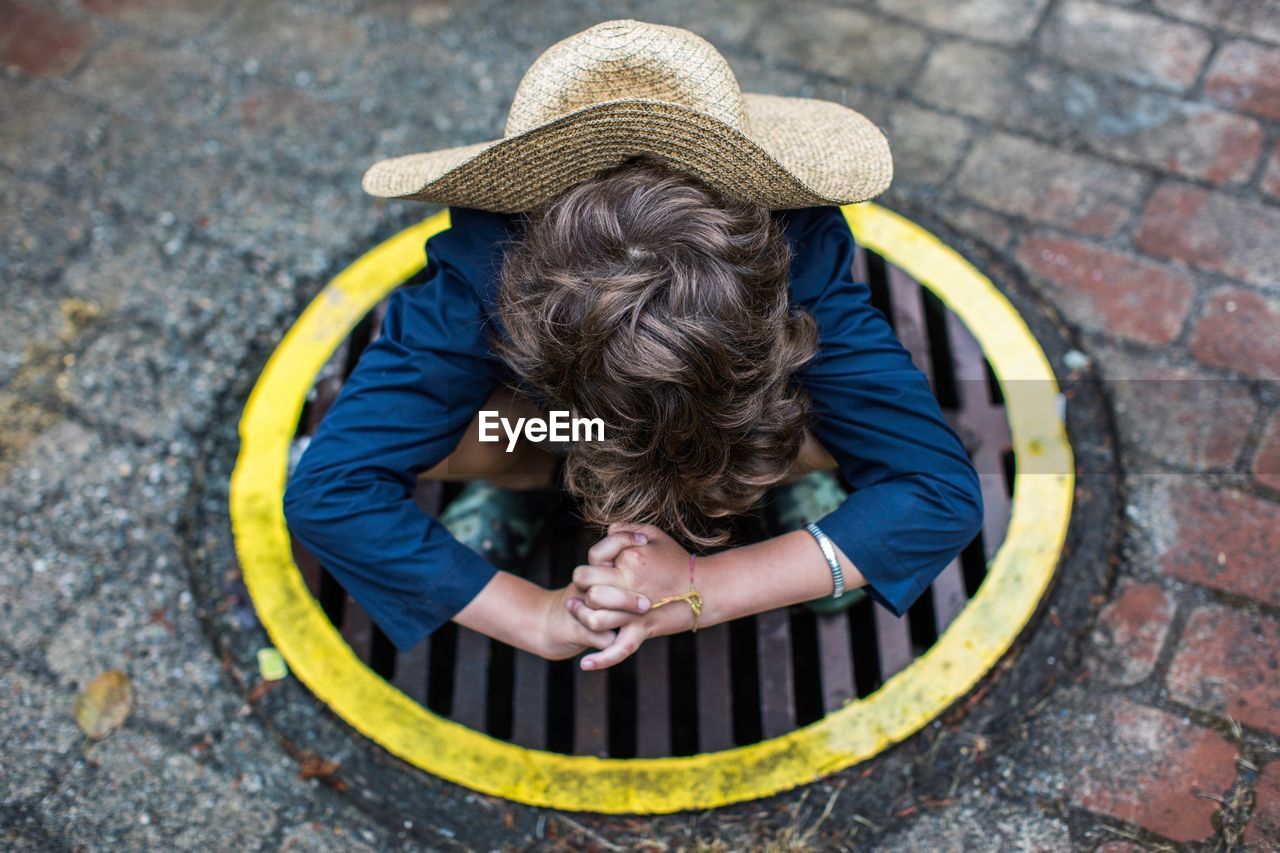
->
xmin=246 ymin=679 xmax=282 ymax=704
xmin=75 ymin=670 xmax=133 ymax=740
xmin=298 ymin=755 xmax=347 ymax=791
xmin=298 ymin=755 xmax=341 ymax=781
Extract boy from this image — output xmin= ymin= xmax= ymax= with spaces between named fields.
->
xmin=283 ymin=20 xmax=983 ymax=671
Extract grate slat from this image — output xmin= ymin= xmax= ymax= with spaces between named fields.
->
xmin=392 ymin=637 xmax=431 ymax=706
xmin=854 ymin=245 xmax=872 ymax=293
xmin=298 ymin=337 xmax=349 ymax=440
xmin=634 ymin=639 xmax=671 ymax=757
xmin=945 ymin=311 xmax=1014 ymax=559
xmin=304 ymin=375 xmax=344 ymax=435
xmin=290 ymin=535 xmax=324 ymax=601
xmin=412 ymin=479 xmax=444 ymax=516
xmin=931 ymin=558 xmax=969 ymax=632
xmin=452 ymin=489 xmax=495 ymax=732
xmin=340 ymin=597 xmax=375 ymax=661
xmin=886 ymin=266 xmax=935 ymax=384
xmin=815 ymin=611 xmax=856 ymax=713
xmin=511 ymin=536 xmax=552 ymax=749
xmin=368 ymin=300 xmax=391 ymax=343
xmin=873 ymin=601 xmax=914 ymax=680
xmin=566 ymin=528 xmax=609 ymax=756
xmin=858 ymin=245 xmax=948 ymax=674
xmin=756 ymin=609 xmax=795 ymax=738
xmin=695 ymin=624 xmax=735 ymax=753
xmin=884 ymin=256 xmax=968 ymax=644
xmin=392 ymin=481 xmax=443 ymax=704
xmin=574 ymin=669 xmax=609 ymax=757
xmin=451 ymin=627 xmax=490 ymax=732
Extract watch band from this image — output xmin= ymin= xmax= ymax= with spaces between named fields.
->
xmin=805 ymin=522 xmax=845 ymax=598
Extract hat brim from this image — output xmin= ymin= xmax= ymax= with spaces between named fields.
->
xmin=360 ymin=93 xmax=892 ymax=212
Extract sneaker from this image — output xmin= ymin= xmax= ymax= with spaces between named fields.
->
xmin=438 ymin=480 xmax=558 ymax=572
xmin=760 ymin=470 xmax=867 ymax=614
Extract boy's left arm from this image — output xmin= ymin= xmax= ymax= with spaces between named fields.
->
xmin=568 ymin=206 xmax=985 ymax=668
xmin=785 ymin=204 xmax=985 ymax=617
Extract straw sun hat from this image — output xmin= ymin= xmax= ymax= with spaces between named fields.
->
xmin=361 ymin=19 xmax=893 ymax=212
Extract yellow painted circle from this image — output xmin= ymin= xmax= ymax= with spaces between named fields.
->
xmin=229 ymin=204 xmax=1073 ymax=814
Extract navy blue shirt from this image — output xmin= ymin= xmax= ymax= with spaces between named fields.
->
xmin=282 ymin=205 xmax=984 ymax=652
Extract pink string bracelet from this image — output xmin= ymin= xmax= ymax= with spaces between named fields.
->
xmin=647 ymin=553 xmax=703 ymax=633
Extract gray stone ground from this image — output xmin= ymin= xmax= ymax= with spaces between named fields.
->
xmin=4 ymin=0 xmax=1280 ymax=850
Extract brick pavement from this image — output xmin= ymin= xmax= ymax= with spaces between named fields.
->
xmin=2 ymin=0 xmax=1279 ymax=849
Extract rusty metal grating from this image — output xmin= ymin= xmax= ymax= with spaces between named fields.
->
xmin=287 ymin=244 xmax=1014 ymax=758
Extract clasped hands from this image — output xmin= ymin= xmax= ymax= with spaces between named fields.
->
xmin=557 ymin=522 xmax=700 ymax=671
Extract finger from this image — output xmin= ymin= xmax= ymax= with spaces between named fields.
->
xmin=568 ymin=599 xmax=636 ymax=632
xmin=571 ymin=564 xmax=624 ymax=592
xmin=581 ymin=623 xmax=645 ymax=671
xmin=585 ymin=584 xmax=651 ymax=613
xmin=564 ymin=601 xmax=618 ymax=650
xmin=607 ymin=521 xmax=663 ymax=540
xmin=587 ymin=532 xmax=647 ymax=567
xmin=614 ymin=546 xmax=640 ymax=571
xmin=577 ymin=623 xmax=618 ymax=651
xmin=581 ymin=622 xmax=619 ymax=648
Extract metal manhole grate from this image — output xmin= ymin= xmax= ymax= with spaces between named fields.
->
xmin=286 ymin=243 xmax=1014 ymax=758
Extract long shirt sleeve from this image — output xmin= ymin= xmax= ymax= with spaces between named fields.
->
xmin=782 ymin=205 xmax=985 ymax=616
xmin=282 ymin=208 xmax=520 ymax=652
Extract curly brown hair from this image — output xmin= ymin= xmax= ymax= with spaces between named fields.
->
xmin=492 ymin=155 xmax=818 ymax=548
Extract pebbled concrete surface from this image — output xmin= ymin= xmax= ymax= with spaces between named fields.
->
xmin=3 ymin=0 xmax=1279 ymax=849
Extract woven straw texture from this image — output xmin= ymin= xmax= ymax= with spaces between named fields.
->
xmin=361 ymin=19 xmax=893 ymax=212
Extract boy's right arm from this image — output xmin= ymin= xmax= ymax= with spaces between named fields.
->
xmin=282 ymin=210 xmax=608 ymax=657
xmin=456 ymin=572 xmax=616 ymax=660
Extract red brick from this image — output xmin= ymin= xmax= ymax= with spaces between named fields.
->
xmin=1190 ymin=289 xmax=1280 ymax=380
xmin=1088 ymin=580 xmax=1176 ymax=685
xmin=1109 ymin=367 xmax=1256 ymax=470
xmin=916 ymin=43 xmax=1060 ymax=137
xmin=956 ymin=134 xmax=1147 ymax=237
xmin=1099 ymin=105 xmax=1263 ymax=186
xmin=1264 ymin=141 xmax=1280 ymax=201
xmin=922 ymin=43 xmax=1261 ymax=184
xmin=1206 ymin=41 xmax=1280 ymax=120
xmin=1247 ymin=761 xmax=1280 ymax=847
xmin=82 ymin=0 xmax=157 ymax=11
xmin=1159 ymin=484 xmax=1280 ymax=606
xmin=236 ymin=86 xmax=329 ymax=132
xmin=888 ymin=104 xmax=971 ymax=186
xmin=1167 ymin=605 xmax=1280 ymax=735
xmin=1254 ymin=410 xmax=1280 ymax=491
xmin=1137 ymin=184 xmax=1280 ymax=290
xmin=80 ymin=0 xmax=235 ymax=41
xmin=1168 ymin=109 xmax=1262 ymax=186
xmin=0 ymin=1 xmax=91 ymax=77
xmin=751 ymin=8 xmax=928 ymax=92
xmin=1074 ymin=699 xmax=1236 ymax=842
xmin=871 ymin=0 xmax=1050 ymax=45
xmin=937 ymin=204 xmax=1019 ymax=250
xmin=1155 ymin=0 xmax=1280 ymax=44
xmin=1016 ymin=235 xmax=1193 ymax=345
xmin=1043 ymin=1 xmax=1212 ymax=91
